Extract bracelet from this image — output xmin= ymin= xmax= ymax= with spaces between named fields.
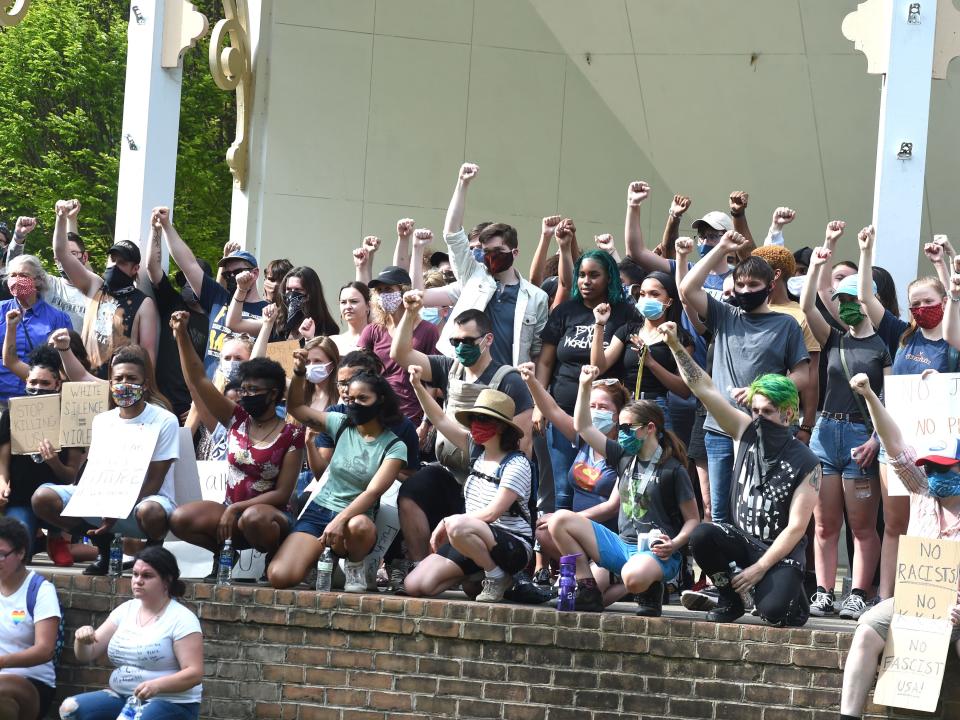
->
xmin=799 ymin=425 xmax=813 ymax=433
xmin=595 ymin=321 xmax=606 ymax=327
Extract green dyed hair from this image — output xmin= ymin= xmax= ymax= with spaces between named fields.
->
xmin=746 ymin=374 xmax=799 ymax=418
xmin=571 ymin=250 xmax=624 ymax=305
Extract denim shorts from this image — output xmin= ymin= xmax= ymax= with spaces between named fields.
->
xmin=591 ymin=521 xmax=682 ymax=582
xmin=41 ymin=483 xmax=176 ymax=539
xmin=291 ymin=502 xmax=336 ymax=537
xmin=809 ymin=415 xmax=876 ymax=479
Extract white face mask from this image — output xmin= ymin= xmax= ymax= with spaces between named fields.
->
xmin=787 ymin=276 xmax=805 ymax=297
xmin=305 ymin=362 xmax=332 ymax=384
xmin=220 ymin=359 xmax=242 ymax=382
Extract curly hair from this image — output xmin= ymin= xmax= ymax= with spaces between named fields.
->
xmin=751 ymin=245 xmax=796 ymax=281
xmin=572 ymin=250 xmax=624 ymax=305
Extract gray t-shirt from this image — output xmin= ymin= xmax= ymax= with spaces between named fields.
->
xmin=705 ymin=295 xmax=809 ymax=435
xmin=821 ymin=328 xmax=891 ymax=416
xmin=45 ymin=275 xmax=88 ymax=332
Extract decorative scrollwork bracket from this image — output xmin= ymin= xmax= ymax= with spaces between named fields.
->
xmin=0 ymin=0 xmax=30 ymax=27
xmin=209 ymin=0 xmax=251 ymax=190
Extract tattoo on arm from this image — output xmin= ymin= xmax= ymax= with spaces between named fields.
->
xmin=807 ymin=465 xmax=822 ymax=491
xmin=674 ymin=345 xmax=704 ymax=385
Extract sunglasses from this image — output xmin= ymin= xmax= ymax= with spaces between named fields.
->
xmin=449 ymin=336 xmax=484 ymax=348
xmin=618 ymin=423 xmax=643 ymax=434
xmin=592 ymin=378 xmax=620 ymax=387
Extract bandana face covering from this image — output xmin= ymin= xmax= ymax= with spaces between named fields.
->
xmin=911 ymin=303 xmax=945 ymax=330
xmin=733 ymin=286 xmax=771 ymax=312
xmin=8 ymin=275 xmax=35 ymax=299
xmin=470 ymin=418 xmax=499 ymax=445
xmin=111 ymin=382 xmax=144 ymax=408
xmin=285 ymin=291 xmax=306 ymax=318
xmin=378 ymin=291 xmax=403 ymax=314
xmin=926 ymin=469 xmax=960 ymax=498
xmin=483 ymin=249 xmax=514 ymax=275
xmin=103 ymin=266 xmax=135 ymax=295
xmin=25 ymin=386 xmax=56 ymax=396
xmin=838 ymin=301 xmax=866 ymax=327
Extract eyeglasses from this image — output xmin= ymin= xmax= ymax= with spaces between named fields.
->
xmin=238 ymin=385 xmax=271 ymax=397
xmin=0 ymin=549 xmax=18 ymax=562
xmin=449 ymin=336 xmax=483 ymax=348
xmin=697 ymin=230 xmax=724 ymax=242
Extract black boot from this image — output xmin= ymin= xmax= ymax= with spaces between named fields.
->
xmin=573 ymin=578 xmax=604 ymax=612
xmin=705 ymin=571 xmax=745 ymax=623
xmin=82 ymin=533 xmax=113 ymax=576
xmin=635 ymin=581 xmax=664 ymax=617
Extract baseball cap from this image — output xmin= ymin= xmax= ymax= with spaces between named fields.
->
xmin=368 ymin=265 xmax=412 ymax=289
xmin=915 ymin=437 xmax=960 ymax=467
xmin=217 ymin=250 xmax=258 ymax=269
xmin=429 ymin=251 xmax=450 ymax=268
xmin=691 ymin=211 xmax=733 ymax=234
xmin=108 ymin=240 xmax=141 ymax=264
xmin=831 ymin=274 xmax=876 ymax=301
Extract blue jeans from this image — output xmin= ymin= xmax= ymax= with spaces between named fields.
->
xmin=2 ymin=505 xmax=38 ymax=555
xmin=704 ymin=430 xmax=734 ymax=524
xmin=810 ymin=416 xmax=876 ymax=479
xmin=61 ymin=690 xmax=199 ymax=720
xmin=547 ymin=423 xmax=578 ymax=511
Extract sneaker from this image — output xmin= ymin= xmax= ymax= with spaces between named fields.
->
xmin=388 ymin=559 xmax=414 ymax=592
xmin=532 ymin=568 xmax=553 ymax=586
xmin=504 ymin=571 xmax=552 ymax=605
xmin=82 ymin=554 xmax=110 ymax=576
xmin=838 ymin=590 xmax=869 ymax=620
xmin=475 ymin=573 xmax=514 ymax=603
xmin=636 ymin=581 xmax=664 ymax=618
xmin=343 ymin=560 xmax=366 ymax=593
xmin=573 ymin=581 xmax=604 ymax=612
xmin=681 ymin=587 xmax=719 ymax=612
xmin=46 ymin=535 xmax=74 ymax=567
xmin=809 ymin=586 xmax=836 ymax=617
xmin=706 ymin=594 xmax=746 ymax=623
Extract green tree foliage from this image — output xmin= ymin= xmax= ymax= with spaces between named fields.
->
xmin=0 ymin=0 xmax=232 ymax=271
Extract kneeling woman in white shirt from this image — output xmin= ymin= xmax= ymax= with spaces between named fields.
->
xmin=0 ymin=516 xmax=62 ymax=720
xmin=61 ymin=547 xmax=203 ymax=720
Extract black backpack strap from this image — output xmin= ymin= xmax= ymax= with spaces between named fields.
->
xmin=333 ymin=421 xmax=348 ymax=446
xmin=378 ymin=436 xmax=403 ymax=468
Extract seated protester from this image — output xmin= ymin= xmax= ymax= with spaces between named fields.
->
xmin=153 ymin=206 xmax=266 ymax=379
xmin=0 ymin=256 xmax=72 ymax=405
xmin=267 ymin=356 xmax=407 ymax=591
xmin=547 ymin=365 xmax=699 ymax=616
xmin=62 ymin=547 xmax=203 ymax=720
xmin=0 ymin=346 xmax=85 ymax=563
xmin=404 ymin=377 xmax=533 ymax=603
xmin=840 ymin=373 xmax=960 ymax=720
xmin=517 ymin=362 xmax=626 ymax=575
xmin=0 ymin=517 xmax=62 ymax=720
xmin=389 ymin=293 xmax=533 ymax=588
xmin=31 ymin=347 xmax=180 ymax=576
xmin=660 ymin=322 xmax=820 ymax=625
xmin=53 ymin=201 xmax=159 ymax=377
xmin=168 ymin=312 xmax=303 ymax=574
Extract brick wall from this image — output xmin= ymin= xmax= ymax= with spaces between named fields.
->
xmin=46 ymin=573 xmax=960 ymax=720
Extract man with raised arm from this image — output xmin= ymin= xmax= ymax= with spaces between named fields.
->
xmin=679 ymin=230 xmax=810 ymax=524
xmin=659 ymin=321 xmax=820 ymax=626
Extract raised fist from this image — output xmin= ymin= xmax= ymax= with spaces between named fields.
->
xmin=627 ymin=181 xmax=651 ymax=207
xmin=235 ymin=270 xmax=255 ymax=293
xmin=541 ymin=215 xmax=562 ymax=237
xmin=363 ymin=235 xmax=382 ymax=253
xmin=413 ymin=229 xmax=433 ymax=248
xmin=924 ymin=242 xmax=944 ymax=264
xmin=593 ymin=302 xmax=611 ymax=325
xmin=151 ymin=207 xmax=171 ymax=228
xmin=811 ymin=246 xmax=832 ymax=267
xmin=65 ymin=200 xmax=81 ymax=219
xmin=14 ymin=217 xmax=36 ymax=238
xmin=772 ymin=207 xmax=796 ymax=228
xmin=670 ymin=195 xmax=691 ymax=217
xmin=729 ymin=191 xmax=749 ymax=214
xmin=656 ymin=321 xmax=680 ymax=348
xmin=54 ymin=200 xmax=73 ymax=217
xmin=396 ymin=218 xmax=415 ymax=240
xmin=402 ymin=290 xmax=424 ymax=312
xmin=75 ymin=626 xmax=97 ymax=646
xmin=298 ymin=317 xmax=316 ymax=339
xmin=675 ymin=237 xmax=695 ymax=258
xmin=849 ymin=372 xmax=870 ymax=396
xmin=262 ymin=304 xmax=278 ymax=323
xmin=5 ymin=309 xmax=20 ymax=326
xmin=352 ymin=247 xmax=369 ymax=268
xmin=408 ymin=364 xmax=424 ymax=386
xmin=222 ymin=240 xmax=241 ymax=258
xmin=825 ymin=221 xmax=846 ymax=245
xmin=169 ymin=310 xmax=190 ymax=336
xmin=516 ymin=362 xmax=536 ymax=382
xmin=458 ymin=163 xmax=479 ymax=184
xmin=718 ymin=230 xmax=747 ymax=251
xmin=857 ymin=225 xmax=875 ymax=251
xmin=48 ymin=328 xmax=70 ymax=351
xmin=555 ymin=218 xmax=577 ymax=243
xmin=292 ymin=349 xmax=307 ymax=375
xmin=579 ymin=365 xmax=600 ymax=385
xmin=594 ymin=234 xmax=615 ymax=254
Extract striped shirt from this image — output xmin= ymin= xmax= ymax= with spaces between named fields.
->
xmin=890 ymin=446 xmax=960 ymax=540
xmin=463 ymin=452 xmax=533 ymax=546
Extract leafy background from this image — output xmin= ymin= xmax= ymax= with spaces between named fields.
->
xmin=0 ymin=0 xmax=232 ymax=271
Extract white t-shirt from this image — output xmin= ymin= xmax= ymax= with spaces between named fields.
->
xmin=107 ymin=598 xmax=202 ymax=703
xmin=0 ymin=571 xmax=61 ymax=688
xmin=91 ymin=403 xmax=181 ymax=501
xmin=45 ymin=275 xmax=88 ymax=332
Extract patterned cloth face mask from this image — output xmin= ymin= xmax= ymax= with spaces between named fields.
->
xmin=111 ymin=382 xmax=144 ymax=408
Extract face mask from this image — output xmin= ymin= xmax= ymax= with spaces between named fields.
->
xmin=471 ymin=248 xmax=485 ymax=263
xmin=8 ymin=275 xmax=35 ymax=299
xmin=591 ymin=409 xmax=615 ymax=434
xmin=926 ymin=469 xmax=960 ymax=498
xmin=617 ymin=428 xmax=642 ymax=455
xmin=733 ymin=286 xmax=771 ymax=312
xmin=454 ymin=338 xmax=484 ymax=367
xmin=240 ymin=392 xmax=273 ymax=418
xmin=220 ymin=359 xmax=243 ymax=383
xmin=838 ymin=301 xmax=866 ymax=327
xmin=180 ymin=284 xmax=198 ymax=305
xmin=224 ymin=275 xmax=239 ymax=296
xmin=637 ymin=298 xmax=665 ymax=320
xmin=697 ymin=243 xmax=715 ymax=259
xmin=346 ymin=399 xmax=381 ymax=425
xmin=723 ymin=294 xmax=738 ymax=306
xmin=111 ymin=382 xmax=144 ymax=408
xmin=911 ymin=303 xmax=945 ymax=330
xmin=285 ymin=291 xmax=306 ymax=318
xmin=378 ymin=291 xmax=403 ymax=314
xmin=25 ymin=386 xmax=56 ymax=396
xmin=470 ymin=418 xmax=500 ymax=445
xmin=786 ymin=276 xmax=805 ymax=297
xmin=420 ymin=307 xmax=442 ymax=325
xmin=483 ymin=249 xmax=514 ymax=275
xmin=305 ymin=362 xmax=332 ymax=384
xmin=103 ymin=266 xmax=135 ymax=294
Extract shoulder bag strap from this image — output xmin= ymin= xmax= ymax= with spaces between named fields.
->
xmin=838 ymin=333 xmax=874 ymax=434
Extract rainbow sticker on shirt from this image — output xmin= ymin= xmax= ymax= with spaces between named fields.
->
xmin=10 ymin=609 xmax=26 ymax=625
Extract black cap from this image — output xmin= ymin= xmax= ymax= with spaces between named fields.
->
xmin=429 ymin=251 xmax=449 ymax=268
xmin=108 ymin=240 xmax=141 ymax=264
xmin=368 ymin=265 xmax=412 ymax=289
xmin=793 ymin=246 xmax=813 ymax=269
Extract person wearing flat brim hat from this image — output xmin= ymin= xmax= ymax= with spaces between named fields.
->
xmin=368 ymin=265 xmax=412 ymax=289
xmin=454 ymin=388 xmax=523 ymax=435
xmin=830 ymin=274 xmax=876 ymax=301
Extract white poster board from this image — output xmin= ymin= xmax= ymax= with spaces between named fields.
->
xmin=883 ymin=373 xmax=960 ymax=496
xmin=62 ymin=424 xmax=160 ymax=519
xmin=197 ymin=460 xmax=229 ymax=503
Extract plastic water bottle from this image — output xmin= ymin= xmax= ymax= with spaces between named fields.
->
xmin=108 ymin=536 xmax=123 ymax=577
xmin=316 ymin=547 xmax=335 ymax=592
xmin=116 ymin=695 xmax=142 ymax=720
xmin=728 ymin=561 xmax=754 ymax=607
xmin=557 ymin=553 xmax=579 ymax=611
xmin=216 ymin=539 xmax=233 ymax=586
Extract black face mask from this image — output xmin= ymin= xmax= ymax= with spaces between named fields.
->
xmin=103 ymin=266 xmax=135 ymax=294
xmin=25 ymin=386 xmax=57 ymax=396
xmin=180 ymin=285 xmax=198 ymax=306
xmin=240 ymin=392 xmax=272 ymax=419
xmin=732 ymin=286 xmax=771 ymax=312
xmin=224 ymin=275 xmax=239 ymax=296
xmin=346 ymin=399 xmax=381 ymax=425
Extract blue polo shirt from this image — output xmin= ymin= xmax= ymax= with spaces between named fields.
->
xmin=0 ymin=297 xmax=72 ymax=400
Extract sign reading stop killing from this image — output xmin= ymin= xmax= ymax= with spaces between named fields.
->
xmin=873 ymin=536 xmax=960 ymax=712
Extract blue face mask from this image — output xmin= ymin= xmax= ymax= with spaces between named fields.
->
xmin=591 ymin=409 xmax=615 ymax=434
xmin=637 ymin=298 xmax=665 ymax=320
xmin=927 ymin=470 xmax=960 ymax=498
xmin=420 ymin=307 xmax=442 ymax=325
xmin=617 ymin=428 xmax=642 ymax=455
xmin=697 ymin=243 xmax=715 ymax=259
xmin=471 ymin=247 xmax=484 ymax=263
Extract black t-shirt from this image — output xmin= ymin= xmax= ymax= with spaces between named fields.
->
xmin=615 ymin=321 xmax=692 ymax=397
xmin=427 ymin=355 xmax=534 ymax=415
xmin=154 ymin=274 xmax=208 ymax=416
xmin=732 ymin=419 xmax=820 ymax=557
xmin=821 ymin=328 xmax=891 ymax=416
xmin=0 ymin=409 xmax=69 ymax=505
xmin=541 ymin=299 xmax=636 ymax=413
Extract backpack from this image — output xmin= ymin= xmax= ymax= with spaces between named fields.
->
xmin=26 ymin=573 xmax=65 ymax=667
xmin=468 ymin=448 xmax=538 ymax=538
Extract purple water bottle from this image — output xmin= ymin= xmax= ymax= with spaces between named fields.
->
xmin=557 ymin=553 xmax=580 ymax=611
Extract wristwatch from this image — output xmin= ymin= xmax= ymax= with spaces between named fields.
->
xmin=799 ymin=425 xmax=813 ymax=434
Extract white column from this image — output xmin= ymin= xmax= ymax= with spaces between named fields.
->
xmin=871 ymin=0 xmax=937 ymax=312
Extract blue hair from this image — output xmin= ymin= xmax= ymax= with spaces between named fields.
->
xmin=571 ymin=250 xmax=624 ymax=305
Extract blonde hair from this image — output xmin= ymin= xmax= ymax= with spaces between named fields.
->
xmin=900 ymin=276 xmax=946 ymax=348
xmin=369 ymin=284 xmax=411 ymax=327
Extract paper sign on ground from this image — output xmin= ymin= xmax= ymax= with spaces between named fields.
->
xmin=62 ymin=424 xmax=161 ymax=520
xmin=197 ymin=460 xmax=229 ymax=504
xmin=883 ymin=373 xmax=960 ymax=496
xmin=59 ymin=381 xmax=110 ymax=447
xmin=266 ymin=339 xmax=301 ymax=379
xmin=873 ymin=536 xmax=960 ymax=712
xmin=10 ymin=394 xmax=61 ymax=455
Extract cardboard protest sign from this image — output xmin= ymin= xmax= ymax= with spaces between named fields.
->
xmin=197 ymin=460 xmax=229 ymax=504
xmin=883 ymin=373 xmax=960 ymax=496
xmin=266 ymin=339 xmax=301 ymax=379
xmin=9 ymin=394 xmax=61 ymax=455
xmin=58 ymin=381 xmax=110 ymax=448
xmin=62 ymin=423 xmax=161 ymax=520
xmin=873 ymin=536 xmax=960 ymax=712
